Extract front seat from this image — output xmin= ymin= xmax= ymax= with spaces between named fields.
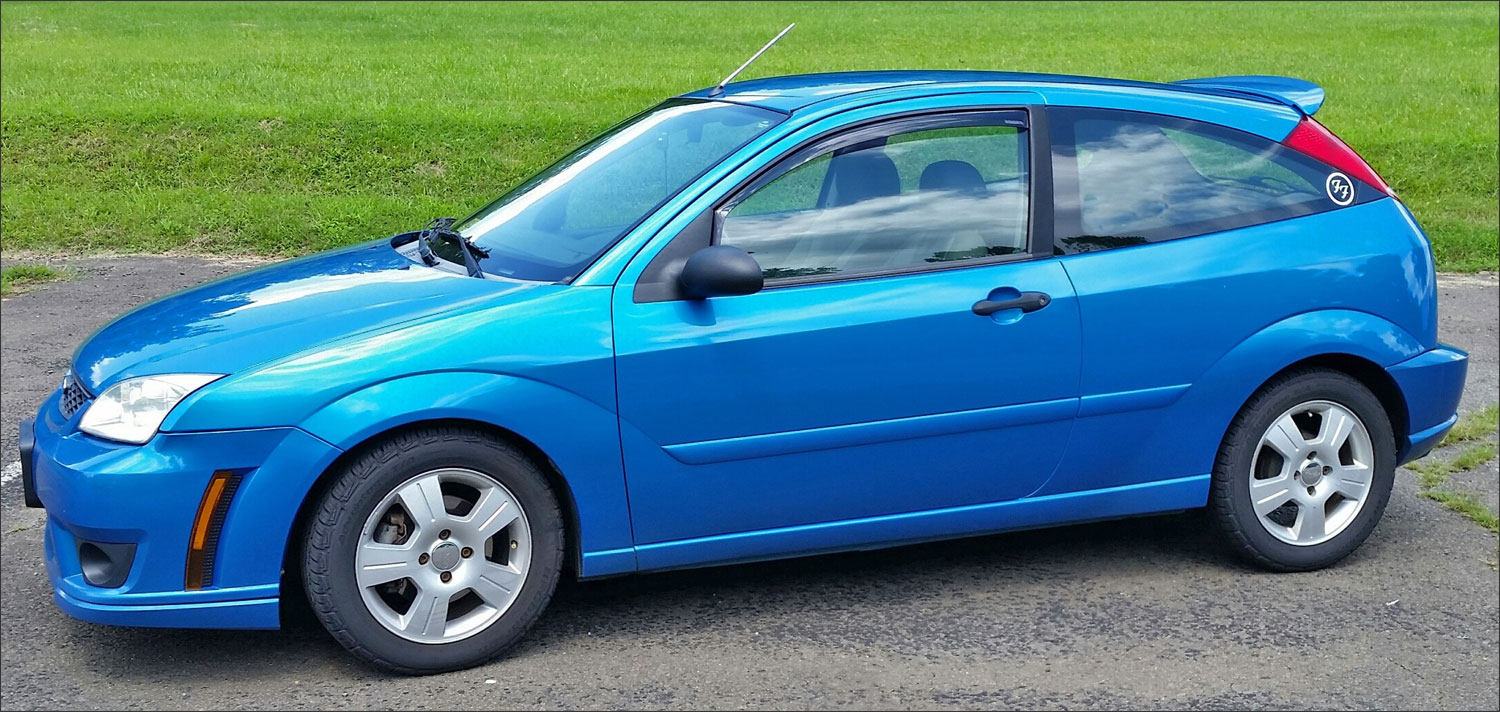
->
xmin=911 ymin=159 xmax=993 ymax=264
xmin=786 ymin=149 xmax=904 ymax=275
xmin=918 ymin=159 xmax=987 ymax=193
xmin=824 ymin=150 xmax=902 ymax=207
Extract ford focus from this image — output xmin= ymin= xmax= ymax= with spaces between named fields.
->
xmin=20 ymin=70 xmax=1467 ymax=673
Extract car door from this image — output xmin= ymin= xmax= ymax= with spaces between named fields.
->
xmin=612 ymin=107 xmax=1082 ymax=557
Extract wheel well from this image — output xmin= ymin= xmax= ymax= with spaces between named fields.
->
xmin=1263 ymin=353 xmax=1410 ymax=447
xmin=280 ymin=419 xmax=584 ymax=617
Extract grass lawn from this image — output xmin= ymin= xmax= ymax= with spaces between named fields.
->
xmin=1 ymin=1 xmax=1495 ymax=270
xmin=0 ymin=264 xmax=62 ymax=295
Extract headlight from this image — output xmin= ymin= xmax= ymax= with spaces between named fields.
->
xmin=78 ymin=373 xmax=222 ymax=444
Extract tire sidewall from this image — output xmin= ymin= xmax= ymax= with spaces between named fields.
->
xmin=306 ymin=434 xmax=563 ymax=673
xmin=1220 ymin=372 xmax=1396 ymax=570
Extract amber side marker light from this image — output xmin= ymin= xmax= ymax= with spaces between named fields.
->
xmin=185 ymin=470 xmax=240 ymax=591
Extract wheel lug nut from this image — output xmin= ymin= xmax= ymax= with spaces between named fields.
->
xmin=439 ymin=529 xmax=451 ymax=540
xmin=461 ymin=547 xmax=473 ymax=558
xmin=1323 ymin=465 xmax=1332 ymax=474
xmin=418 ymin=553 xmax=430 ymax=565
xmin=1306 ymin=486 xmax=1316 ymax=495
xmin=440 ymin=571 xmax=452 ymax=583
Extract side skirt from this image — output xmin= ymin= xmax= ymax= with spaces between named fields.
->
xmin=625 ymin=474 xmax=1210 ymax=573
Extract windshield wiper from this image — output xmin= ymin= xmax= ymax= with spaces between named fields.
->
xmin=416 ymin=217 xmax=490 ymax=278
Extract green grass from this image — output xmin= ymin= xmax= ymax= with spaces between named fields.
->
xmin=1405 ymin=458 xmax=1450 ymax=489
xmin=1407 ymin=442 xmax=1497 ymax=488
xmin=1441 ymin=404 xmax=1500 ymax=446
xmin=1422 ymin=489 xmax=1500 ymax=533
xmin=1 ymin=2 xmax=1496 ymax=268
xmin=1451 ymin=442 xmax=1499 ymax=471
xmin=1406 ymin=405 xmax=1500 ymax=532
xmin=0 ymin=264 xmax=61 ymax=295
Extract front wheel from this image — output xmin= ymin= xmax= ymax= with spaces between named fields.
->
xmin=1210 ymin=369 xmax=1395 ymax=571
xmin=302 ymin=427 xmax=564 ymax=674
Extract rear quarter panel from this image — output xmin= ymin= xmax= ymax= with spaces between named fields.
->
xmin=1039 ymin=198 xmax=1435 ymax=496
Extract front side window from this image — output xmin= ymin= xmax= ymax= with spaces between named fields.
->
xmin=455 ymin=100 xmax=783 ymax=282
xmin=1051 ymin=107 xmax=1379 ymax=254
xmin=720 ymin=113 xmax=1029 ymax=282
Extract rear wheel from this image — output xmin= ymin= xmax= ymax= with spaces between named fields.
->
xmin=302 ymin=427 xmax=564 ymax=674
xmin=1210 ymin=369 xmax=1395 ymax=571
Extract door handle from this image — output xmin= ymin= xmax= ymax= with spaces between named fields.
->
xmin=972 ymin=291 xmax=1051 ymax=316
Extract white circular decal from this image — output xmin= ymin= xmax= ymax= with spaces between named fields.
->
xmin=1325 ymin=172 xmax=1355 ymax=206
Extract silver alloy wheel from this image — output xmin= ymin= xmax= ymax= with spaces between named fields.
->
xmin=355 ymin=468 xmax=532 ymax=644
xmin=1248 ymin=400 xmax=1375 ymax=546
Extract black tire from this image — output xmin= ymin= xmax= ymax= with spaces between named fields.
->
xmin=1210 ymin=368 xmax=1395 ymax=572
xmin=302 ymin=426 xmax=564 ymax=674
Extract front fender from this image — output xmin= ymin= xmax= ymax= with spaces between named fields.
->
xmin=1039 ymin=309 xmax=1423 ymax=497
xmin=298 ymin=371 xmax=636 ymax=577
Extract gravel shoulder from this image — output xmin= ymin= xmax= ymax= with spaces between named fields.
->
xmin=1 ymin=257 xmax=1495 ymax=710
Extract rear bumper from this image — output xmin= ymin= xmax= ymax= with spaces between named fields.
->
xmin=29 ymin=390 xmax=342 ymax=629
xmin=1388 ymin=344 xmax=1468 ymax=464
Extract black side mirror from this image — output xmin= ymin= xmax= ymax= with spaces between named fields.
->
xmin=678 ymin=245 xmax=763 ymax=299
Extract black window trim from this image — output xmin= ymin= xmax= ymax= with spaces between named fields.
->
xmin=632 ymin=104 xmax=1053 ymax=303
xmin=1047 ymin=105 xmax=1379 ymax=256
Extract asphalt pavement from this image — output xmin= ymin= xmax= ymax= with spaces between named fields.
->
xmin=2 ymin=256 xmax=1496 ymax=710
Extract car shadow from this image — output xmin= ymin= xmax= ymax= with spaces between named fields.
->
xmin=70 ymin=510 xmax=1232 ymax=681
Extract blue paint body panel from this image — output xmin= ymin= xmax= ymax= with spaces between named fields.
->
xmin=615 ymin=258 xmax=1081 ymax=544
xmin=635 ymin=475 xmax=1211 ymax=572
xmin=680 ymin=70 xmax=1295 ymax=116
xmin=27 ymin=70 xmax=1465 ymax=630
xmin=1173 ymin=75 xmax=1326 ymax=115
xmin=32 ymin=386 xmax=340 ymax=627
xmin=1388 ymin=345 xmax=1469 ymax=463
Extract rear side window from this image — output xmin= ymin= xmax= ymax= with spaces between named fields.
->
xmin=720 ymin=114 xmax=1029 ymax=282
xmin=1050 ymin=107 xmax=1380 ymax=255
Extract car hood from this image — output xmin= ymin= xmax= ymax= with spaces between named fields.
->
xmin=73 ymin=242 xmax=537 ymax=392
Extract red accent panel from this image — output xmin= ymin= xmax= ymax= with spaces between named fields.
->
xmin=1283 ymin=117 xmax=1393 ymax=196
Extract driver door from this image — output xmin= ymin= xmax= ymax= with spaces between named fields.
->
xmin=613 ymin=106 xmax=1082 ymax=566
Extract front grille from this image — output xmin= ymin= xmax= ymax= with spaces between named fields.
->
xmin=59 ymin=372 xmax=90 ymax=419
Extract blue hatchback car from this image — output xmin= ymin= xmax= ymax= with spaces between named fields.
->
xmin=21 ymin=70 xmax=1467 ymax=673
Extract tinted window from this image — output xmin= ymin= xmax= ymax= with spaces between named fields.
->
xmin=1051 ymin=107 xmax=1377 ymax=255
xmin=721 ymin=117 xmax=1029 ymax=282
xmin=454 ymin=100 xmax=782 ymax=281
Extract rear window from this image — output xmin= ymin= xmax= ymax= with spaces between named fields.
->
xmin=1050 ymin=107 xmax=1380 ymax=255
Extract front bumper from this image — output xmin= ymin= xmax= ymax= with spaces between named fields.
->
xmin=27 ymin=390 xmax=342 ymax=629
xmin=1388 ymin=343 xmax=1469 ymax=464
xmin=19 ymin=417 xmax=40 ymax=507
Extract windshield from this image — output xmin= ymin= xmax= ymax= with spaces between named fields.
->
xmin=454 ymin=99 xmax=784 ymax=282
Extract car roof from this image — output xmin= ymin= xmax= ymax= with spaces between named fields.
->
xmin=677 ymin=70 xmax=1314 ymax=115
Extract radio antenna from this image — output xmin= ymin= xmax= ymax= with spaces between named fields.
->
xmin=710 ymin=23 xmax=796 ymax=96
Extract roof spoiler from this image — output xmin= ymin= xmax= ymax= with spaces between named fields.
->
xmin=1172 ymin=75 xmax=1325 ymax=115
